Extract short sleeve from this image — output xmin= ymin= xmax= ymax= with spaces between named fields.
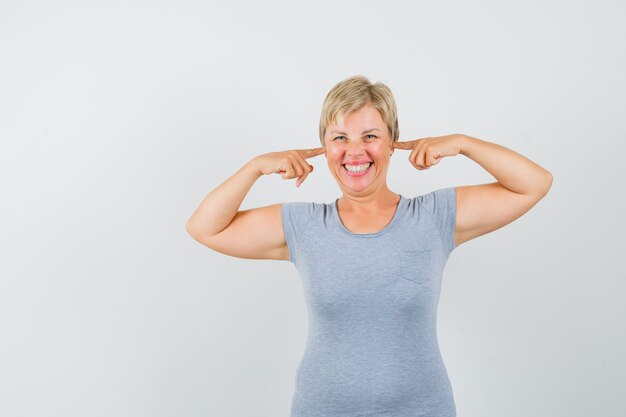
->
xmin=281 ymin=202 xmax=315 ymax=263
xmin=419 ymin=187 xmax=458 ymax=256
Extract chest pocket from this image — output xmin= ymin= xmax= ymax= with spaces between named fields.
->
xmin=397 ymin=249 xmax=435 ymax=284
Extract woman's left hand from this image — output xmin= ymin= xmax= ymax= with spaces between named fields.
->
xmin=392 ymin=134 xmax=464 ymax=170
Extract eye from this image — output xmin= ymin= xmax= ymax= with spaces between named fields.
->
xmin=366 ymin=134 xmax=377 ymax=139
xmin=333 ymin=136 xmax=346 ymax=141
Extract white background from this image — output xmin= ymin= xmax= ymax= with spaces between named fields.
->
xmin=1 ymin=1 xmax=624 ymax=416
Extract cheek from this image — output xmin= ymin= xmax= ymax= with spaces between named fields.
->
xmin=326 ymin=146 xmax=343 ymax=160
xmin=367 ymin=143 xmax=387 ymax=158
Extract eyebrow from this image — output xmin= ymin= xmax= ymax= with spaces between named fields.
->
xmin=329 ymin=128 xmax=382 ymax=135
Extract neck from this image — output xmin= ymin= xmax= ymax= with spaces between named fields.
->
xmin=338 ymin=183 xmax=400 ymax=213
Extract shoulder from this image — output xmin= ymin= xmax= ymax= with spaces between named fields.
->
xmin=410 ymin=187 xmax=457 ymax=253
xmin=412 ymin=187 xmax=455 ymax=202
xmin=409 ymin=187 xmax=456 ymax=211
xmin=281 ymin=201 xmax=332 ymax=263
xmin=402 ymin=187 xmax=456 ymax=228
xmin=281 ymin=200 xmax=328 ymax=213
xmin=281 ymin=200 xmax=330 ymax=224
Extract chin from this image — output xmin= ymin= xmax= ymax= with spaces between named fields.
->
xmin=336 ymin=174 xmax=378 ymax=194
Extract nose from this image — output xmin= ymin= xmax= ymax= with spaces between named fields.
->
xmin=347 ymin=140 xmax=365 ymax=156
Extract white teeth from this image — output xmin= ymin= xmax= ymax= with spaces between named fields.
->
xmin=344 ymin=162 xmax=371 ymax=173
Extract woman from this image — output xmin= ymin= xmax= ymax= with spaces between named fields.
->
xmin=185 ymin=75 xmax=553 ymax=416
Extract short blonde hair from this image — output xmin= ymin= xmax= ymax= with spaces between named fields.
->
xmin=318 ymin=75 xmax=399 ymax=146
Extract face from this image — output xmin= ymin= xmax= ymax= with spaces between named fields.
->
xmin=323 ymin=104 xmax=394 ymax=195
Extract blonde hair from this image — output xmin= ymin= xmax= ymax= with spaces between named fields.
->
xmin=318 ymin=75 xmax=399 ymax=146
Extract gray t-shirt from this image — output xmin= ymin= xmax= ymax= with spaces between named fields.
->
xmin=281 ymin=187 xmax=458 ymax=417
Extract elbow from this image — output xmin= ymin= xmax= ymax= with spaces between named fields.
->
xmin=545 ymin=170 xmax=553 ymax=188
xmin=185 ymin=220 xmax=200 ymax=239
xmin=540 ymin=171 xmax=553 ymax=197
xmin=185 ymin=221 xmax=216 ymax=247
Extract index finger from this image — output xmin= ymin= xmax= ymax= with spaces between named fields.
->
xmin=296 ymin=147 xmax=326 ymax=159
xmin=393 ymin=140 xmax=419 ymax=150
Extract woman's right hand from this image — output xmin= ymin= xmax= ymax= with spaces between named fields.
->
xmin=251 ymin=147 xmax=325 ymax=187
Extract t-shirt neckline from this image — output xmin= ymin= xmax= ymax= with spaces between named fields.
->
xmin=333 ymin=195 xmax=406 ymax=238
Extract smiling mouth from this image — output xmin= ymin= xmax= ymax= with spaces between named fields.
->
xmin=343 ymin=162 xmax=372 ymax=174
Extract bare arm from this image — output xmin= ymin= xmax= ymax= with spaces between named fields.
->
xmin=186 ymin=160 xmax=262 ymax=238
xmin=393 ymin=134 xmax=552 ymax=247
xmin=453 ymin=134 xmax=552 ymax=246
xmin=185 ymin=148 xmax=324 ymax=260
